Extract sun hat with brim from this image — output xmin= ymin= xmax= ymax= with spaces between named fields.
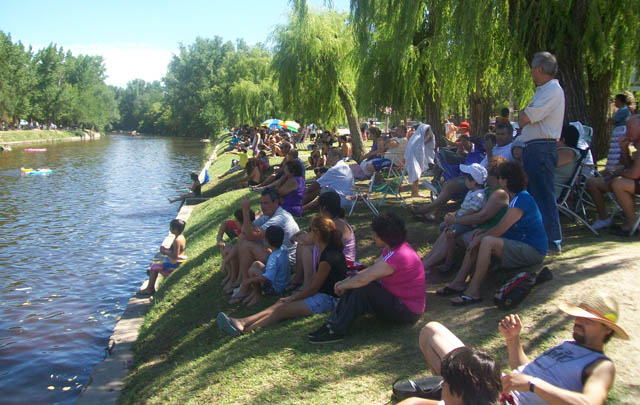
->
xmin=558 ymin=293 xmax=629 ymax=340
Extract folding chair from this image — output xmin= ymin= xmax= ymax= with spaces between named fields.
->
xmin=555 ymin=148 xmax=599 ymax=235
xmin=348 ymin=177 xmax=380 ymax=216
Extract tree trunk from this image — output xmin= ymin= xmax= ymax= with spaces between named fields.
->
xmin=556 ymin=54 xmax=590 ymax=125
xmin=469 ymin=93 xmax=492 ymax=138
xmin=423 ymin=85 xmax=446 ymax=147
xmin=337 ymin=82 xmax=365 ymax=161
xmin=587 ymin=67 xmax=612 ymax=160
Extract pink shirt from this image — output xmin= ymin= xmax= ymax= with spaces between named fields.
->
xmin=380 ymin=242 xmax=426 ymax=314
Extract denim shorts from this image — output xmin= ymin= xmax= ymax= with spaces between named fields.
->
xmin=304 ymin=292 xmax=338 ymax=314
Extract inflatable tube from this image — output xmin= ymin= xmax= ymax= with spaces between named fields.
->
xmin=27 ymin=169 xmax=52 ymax=175
xmin=24 ymin=148 xmax=47 ymax=152
xmin=0 ymin=145 xmax=11 ymax=151
xmin=22 ymin=168 xmax=52 ymax=175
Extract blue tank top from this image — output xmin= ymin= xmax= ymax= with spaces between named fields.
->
xmin=513 ymin=341 xmax=610 ymax=404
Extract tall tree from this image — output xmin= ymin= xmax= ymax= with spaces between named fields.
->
xmin=0 ymin=32 xmax=34 ymax=123
xmin=508 ymin=0 xmax=640 ymax=158
xmin=272 ymin=2 xmax=365 ymax=159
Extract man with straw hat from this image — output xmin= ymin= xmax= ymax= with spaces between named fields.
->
xmin=500 ymin=292 xmax=628 ymax=404
xmin=410 ymin=292 xmax=627 ymax=404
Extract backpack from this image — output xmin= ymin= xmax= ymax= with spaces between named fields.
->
xmin=494 ymin=267 xmax=552 ymax=310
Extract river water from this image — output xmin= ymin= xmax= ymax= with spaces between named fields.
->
xmin=0 ymin=135 xmax=209 ymax=404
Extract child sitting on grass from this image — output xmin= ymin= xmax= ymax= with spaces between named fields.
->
xmin=138 ymin=219 xmax=187 ymax=295
xmin=218 ymin=208 xmax=256 ymax=292
xmin=437 ymin=163 xmax=487 ymax=273
xmin=229 ymin=225 xmax=290 ymax=306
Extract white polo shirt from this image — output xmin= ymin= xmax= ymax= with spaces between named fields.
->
xmin=520 ymin=79 xmax=565 ymax=142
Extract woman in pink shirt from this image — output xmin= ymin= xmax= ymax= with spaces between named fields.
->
xmin=308 ymin=212 xmax=425 ymax=344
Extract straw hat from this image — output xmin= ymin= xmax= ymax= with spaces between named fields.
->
xmin=558 ymin=293 xmax=629 ymax=340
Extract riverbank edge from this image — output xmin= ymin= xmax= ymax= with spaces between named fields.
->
xmin=75 ymin=139 xmax=224 ymax=405
xmin=0 ymin=130 xmax=101 ymax=145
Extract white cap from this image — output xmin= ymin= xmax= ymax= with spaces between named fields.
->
xmin=460 ymin=163 xmax=487 ymax=185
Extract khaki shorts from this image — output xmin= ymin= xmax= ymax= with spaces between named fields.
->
xmin=501 ymin=239 xmax=545 ymax=269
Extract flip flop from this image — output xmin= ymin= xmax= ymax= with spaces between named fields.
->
xmin=435 ymin=286 xmax=464 ymax=297
xmin=451 ymin=294 xmax=482 ymax=306
xmin=217 ymin=312 xmax=240 ymax=337
xmin=392 ymin=376 xmax=443 ymax=400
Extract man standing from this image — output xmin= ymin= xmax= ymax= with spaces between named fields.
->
xmin=418 ymin=292 xmax=627 ymax=404
xmin=518 ymin=51 xmax=565 ymax=252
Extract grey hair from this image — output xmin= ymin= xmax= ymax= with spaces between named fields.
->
xmin=532 ymin=51 xmax=558 ymax=76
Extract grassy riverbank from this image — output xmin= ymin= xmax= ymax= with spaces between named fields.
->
xmin=120 ymin=146 xmax=640 ymax=404
xmin=0 ymin=129 xmax=81 ymax=143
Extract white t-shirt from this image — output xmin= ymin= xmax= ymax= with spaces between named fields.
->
xmin=521 ymin=79 xmax=565 ymax=142
xmin=480 ymin=143 xmax=514 ymax=167
xmin=253 ymin=206 xmax=300 ymax=263
xmin=384 ymin=137 xmax=408 ymax=164
xmin=317 ymin=159 xmax=355 ymax=208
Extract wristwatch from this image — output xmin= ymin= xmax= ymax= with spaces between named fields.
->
xmin=529 ymin=380 xmax=536 ymax=393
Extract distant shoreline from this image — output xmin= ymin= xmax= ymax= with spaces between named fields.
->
xmin=0 ymin=129 xmax=100 ymax=144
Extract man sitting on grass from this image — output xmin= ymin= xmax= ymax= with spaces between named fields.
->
xmin=303 ymin=147 xmax=354 ymax=211
xmin=415 ymin=292 xmax=627 ymax=404
xmin=229 ymin=225 xmax=290 ymax=306
xmin=227 ymin=189 xmax=299 ymax=302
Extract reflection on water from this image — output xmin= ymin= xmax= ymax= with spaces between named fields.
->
xmin=0 ymin=135 xmax=207 ymax=404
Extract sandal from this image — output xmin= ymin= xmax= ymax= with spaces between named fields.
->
xmin=451 ymin=294 xmax=482 ymax=306
xmin=435 ymin=286 xmax=464 ymax=297
xmin=392 ymin=376 xmax=443 ymax=400
xmin=216 ymin=312 xmax=240 ymax=337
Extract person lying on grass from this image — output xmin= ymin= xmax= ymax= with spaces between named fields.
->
xmin=307 ymin=212 xmax=425 ymax=344
xmin=289 ymin=191 xmax=356 ymax=292
xmin=138 ymin=219 xmax=187 ymax=295
xmin=228 ymin=225 xmax=290 ymax=306
xmin=395 ymin=346 xmax=502 ymax=405
xmin=218 ymin=208 xmax=255 ymax=293
xmin=217 ymin=216 xmax=347 ymax=336
xmin=422 ymin=157 xmax=509 ymax=276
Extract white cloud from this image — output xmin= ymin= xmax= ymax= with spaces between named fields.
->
xmin=63 ymin=43 xmax=175 ymax=88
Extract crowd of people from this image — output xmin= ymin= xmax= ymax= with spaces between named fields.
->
xmin=150 ymin=51 xmax=637 ymax=404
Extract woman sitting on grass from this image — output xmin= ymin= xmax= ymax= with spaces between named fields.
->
xmin=278 ymin=160 xmax=306 ymax=217
xmin=422 ymin=157 xmax=509 ymax=275
xmin=237 ymin=158 xmax=262 ymax=188
xmin=289 ymin=191 xmax=356 ymax=291
xmin=217 ymin=216 xmax=347 ymax=336
xmin=307 ymin=212 xmax=425 ymax=344
xmin=447 ymin=160 xmax=547 ymax=306
xmin=168 ymin=172 xmax=201 ymax=203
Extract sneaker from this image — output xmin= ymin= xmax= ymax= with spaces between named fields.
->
xmin=307 ymin=324 xmax=329 ymax=339
xmin=591 ymin=217 xmax=612 ymax=230
xmin=308 ymin=328 xmax=344 ymax=344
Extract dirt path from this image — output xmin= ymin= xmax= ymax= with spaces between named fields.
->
xmin=524 ymin=244 xmax=640 ymax=402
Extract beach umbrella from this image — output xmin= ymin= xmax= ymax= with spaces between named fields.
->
xmin=283 ymin=120 xmax=300 ymax=132
xmin=261 ymin=119 xmax=284 ymax=129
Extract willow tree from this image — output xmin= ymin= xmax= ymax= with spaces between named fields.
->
xmin=350 ymin=1 xmax=450 ymax=141
xmin=508 ymin=0 xmax=640 ymax=158
xmin=446 ymin=0 xmax=531 ymax=137
xmin=272 ymin=3 xmax=365 ymax=159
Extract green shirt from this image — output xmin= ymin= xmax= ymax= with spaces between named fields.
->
xmin=477 ymin=186 xmax=508 ymax=229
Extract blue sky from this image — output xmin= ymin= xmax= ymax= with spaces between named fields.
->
xmin=0 ymin=0 xmax=350 ymax=87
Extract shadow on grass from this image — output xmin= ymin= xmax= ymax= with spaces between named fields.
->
xmin=121 ymin=163 xmax=640 ymax=404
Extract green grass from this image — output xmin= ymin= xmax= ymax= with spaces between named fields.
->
xmin=120 ymin=142 xmax=640 ymax=404
xmin=0 ymin=129 xmax=80 ymax=143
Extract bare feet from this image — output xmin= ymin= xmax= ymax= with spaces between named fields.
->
xmin=411 ymin=193 xmax=425 ymax=198
xmin=244 ymin=294 xmax=261 ymax=307
xmin=228 ymin=316 xmax=244 ymax=333
xmin=137 ymin=288 xmax=155 ymax=296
